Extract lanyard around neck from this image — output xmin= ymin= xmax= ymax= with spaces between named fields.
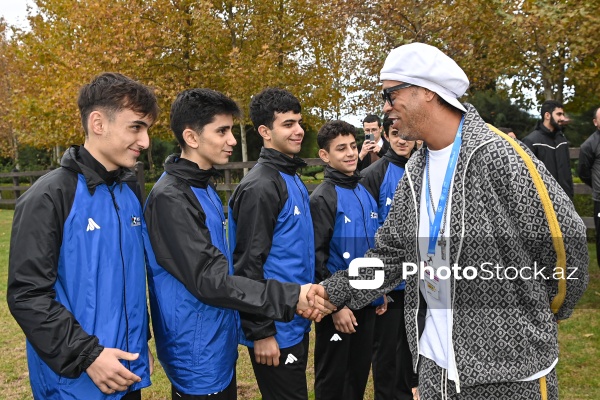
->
xmin=424 ymin=115 xmax=465 ymax=259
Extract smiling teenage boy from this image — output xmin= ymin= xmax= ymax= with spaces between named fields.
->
xmin=8 ymin=72 xmax=159 ymax=400
xmin=310 ymin=120 xmax=380 ymax=400
xmin=361 ymin=117 xmax=417 ymax=400
xmin=228 ymin=88 xmax=316 ymax=400
xmin=143 ymin=88 xmax=332 ymax=400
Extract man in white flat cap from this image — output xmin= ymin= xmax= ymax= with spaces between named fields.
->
xmin=308 ymin=42 xmax=588 ymax=399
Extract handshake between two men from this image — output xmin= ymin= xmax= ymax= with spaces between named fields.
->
xmin=296 ymin=284 xmax=335 ymax=322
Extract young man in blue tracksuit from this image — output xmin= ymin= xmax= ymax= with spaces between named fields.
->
xmin=143 ymin=89 xmax=331 ymax=400
xmin=228 ymin=88 xmax=315 ymax=400
xmin=310 ymin=121 xmax=380 ymax=400
xmin=7 ymin=73 xmax=159 ymax=400
xmin=361 ymin=117 xmax=417 ymax=400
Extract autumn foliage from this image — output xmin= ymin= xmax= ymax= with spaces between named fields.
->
xmin=0 ymin=0 xmax=599 ymax=163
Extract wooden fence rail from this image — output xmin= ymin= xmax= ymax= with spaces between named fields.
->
xmin=214 ymin=158 xmax=327 ymax=202
xmin=1 ymin=149 xmax=595 ymax=228
xmin=0 ymin=163 xmax=147 ymax=204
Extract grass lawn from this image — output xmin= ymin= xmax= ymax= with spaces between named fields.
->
xmin=0 ymin=208 xmax=598 ymax=399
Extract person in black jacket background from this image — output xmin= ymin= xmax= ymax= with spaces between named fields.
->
xmin=144 ymin=89 xmax=333 ymax=400
xmin=358 ymin=114 xmax=390 ymax=171
xmin=522 ymin=100 xmax=573 ymax=198
xmin=578 ymin=105 xmax=600 ymax=268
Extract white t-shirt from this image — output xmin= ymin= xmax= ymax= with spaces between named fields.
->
xmin=418 ymin=143 xmax=557 ymax=383
xmin=418 ymin=143 xmax=458 ymax=380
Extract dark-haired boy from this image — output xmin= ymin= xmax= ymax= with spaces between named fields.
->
xmin=362 ymin=117 xmax=417 ymax=400
xmin=310 ymin=120 xmax=380 ymax=400
xmin=228 ymin=88 xmax=316 ymax=400
xmin=143 ymin=88 xmax=332 ymax=400
xmin=8 ymin=72 xmax=159 ymax=399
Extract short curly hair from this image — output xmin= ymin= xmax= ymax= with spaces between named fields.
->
xmin=249 ymin=88 xmax=301 ymax=131
xmin=170 ymin=88 xmax=241 ymax=148
xmin=317 ymin=120 xmax=356 ymax=151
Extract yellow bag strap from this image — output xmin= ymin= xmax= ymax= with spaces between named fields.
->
xmin=539 ymin=375 xmax=548 ymax=400
xmin=486 ymin=124 xmax=566 ymax=314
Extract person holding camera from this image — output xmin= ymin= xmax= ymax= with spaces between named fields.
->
xmin=358 ymin=114 xmax=390 ymax=170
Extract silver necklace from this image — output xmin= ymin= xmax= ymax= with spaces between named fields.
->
xmin=426 ymin=153 xmax=448 ymax=261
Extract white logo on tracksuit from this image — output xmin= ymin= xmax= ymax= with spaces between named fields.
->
xmin=86 ymin=218 xmax=100 ymax=231
xmin=285 ymin=353 xmax=298 ymax=364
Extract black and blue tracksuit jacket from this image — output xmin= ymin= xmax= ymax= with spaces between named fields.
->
xmin=7 ymin=146 xmax=151 ymax=400
xmin=310 ymin=166 xmax=379 ymax=283
xmin=144 ymin=155 xmax=301 ymax=395
xmin=228 ymin=147 xmax=315 ymax=349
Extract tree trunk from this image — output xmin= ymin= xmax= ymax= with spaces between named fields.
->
xmin=54 ymin=145 xmax=62 ymax=166
xmin=556 ymin=48 xmax=566 ymax=104
xmin=240 ymin=122 xmax=249 ymax=175
xmin=147 ymin=139 xmax=154 ymax=172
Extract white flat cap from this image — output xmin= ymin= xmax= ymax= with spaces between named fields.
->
xmin=380 ymin=43 xmax=469 ymax=113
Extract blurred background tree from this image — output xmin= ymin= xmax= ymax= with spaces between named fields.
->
xmin=1 ymin=0 xmax=599 ymax=170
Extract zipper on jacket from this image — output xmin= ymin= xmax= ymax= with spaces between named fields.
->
xmin=352 ymin=188 xmax=373 ymax=249
xmin=292 ymin=175 xmax=312 ymax=259
xmin=293 ymin=175 xmax=310 ymax=214
xmin=450 ymin=137 xmax=495 ymax=394
xmin=405 ymin=171 xmax=421 ymax=376
xmin=204 ymin=188 xmax=227 ymax=249
xmin=109 ymin=187 xmax=132 ymax=385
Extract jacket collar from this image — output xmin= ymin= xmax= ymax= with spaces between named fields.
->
xmin=534 ymin=120 xmax=561 ymax=139
xmin=404 ymin=103 xmax=496 ymax=255
xmin=323 ymin=165 xmax=361 ymax=189
xmin=459 ymin=103 xmax=500 ymax=155
xmin=61 ymin=145 xmax=136 ymax=195
xmin=78 ymin=146 xmax=121 ymax=185
xmin=406 ymin=103 xmax=494 ymax=184
xmin=383 ymin=149 xmax=409 ymax=169
xmin=164 ymin=154 xmax=221 ymax=189
xmin=257 ymin=147 xmax=307 ymax=175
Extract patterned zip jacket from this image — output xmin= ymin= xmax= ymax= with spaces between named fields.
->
xmin=320 ymin=103 xmax=589 ymax=389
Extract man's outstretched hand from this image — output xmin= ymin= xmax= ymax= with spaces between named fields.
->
xmin=297 ymin=284 xmax=336 ymax=322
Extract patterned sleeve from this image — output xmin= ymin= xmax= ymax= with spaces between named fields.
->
xmin=320 ymin=180 xmax=411 ymax=309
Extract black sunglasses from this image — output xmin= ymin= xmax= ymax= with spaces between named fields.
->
xmin=381 ymin=83 xmax=414 ymax=106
